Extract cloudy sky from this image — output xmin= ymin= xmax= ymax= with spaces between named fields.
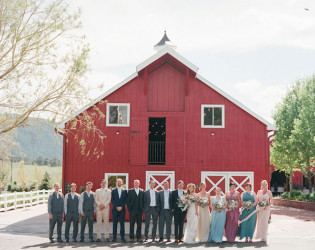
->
xmin=69 ymin=0 xmax=315 ymax=123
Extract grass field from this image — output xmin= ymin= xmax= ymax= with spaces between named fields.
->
xmin=2 ymin=162 xmax=62 ymax=189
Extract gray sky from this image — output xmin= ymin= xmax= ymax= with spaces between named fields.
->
xmin=70 ymin=0 xmax=315 ymax=123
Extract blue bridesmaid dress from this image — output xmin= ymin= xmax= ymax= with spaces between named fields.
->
xmin=240 ymin=192 xmax=257 ymax=240
xmin=208 ymin=196 xmax=226 ymax=243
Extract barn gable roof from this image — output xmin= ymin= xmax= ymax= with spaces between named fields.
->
xmin=59 ymin=47 xmax=278 ymax=131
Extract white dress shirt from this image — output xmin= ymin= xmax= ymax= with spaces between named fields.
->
xmin=150 ymin=189 xmax=156 ymax=206
xmin=117 ymin=187 xmax=122 ymax=198
xmin=178 ymin=189 xmax=184 ymax=207
xmin=135 ymin=188 xmax=139 ymax=195
xmin=164 ymin=189 xmax=170 ymax=209
xmin=101 ymin=188 xmax=106 ymax=196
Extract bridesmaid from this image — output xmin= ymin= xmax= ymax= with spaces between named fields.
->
xmin=208 ymin=187 xmax=226 ymax=243
xmin=254 ymin=180 xmax=273 ymax=242
xmin=240 ymin=183 xmax=257 ymax=242
xmin=225 ymin=182 xmax=241 ymax=242
xmin=196 ymin=182 xmax=211 ymax=242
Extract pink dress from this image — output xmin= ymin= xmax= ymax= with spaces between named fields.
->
xmin=254 ymin=191 xmax=271 ymax=242
xmin=224 ymin=192 xmax=240 ymax=242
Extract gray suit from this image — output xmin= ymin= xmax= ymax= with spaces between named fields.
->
xmin=48 ymin=192 xmax=64 ymax=240
xmin=157 ymin=189 xmax=173 ymax=240
xmin=144 ymin=189 xmax=158 ymax=239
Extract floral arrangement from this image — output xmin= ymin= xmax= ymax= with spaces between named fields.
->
xmin=227 ymin=200 xmax=239 ymax=210
xmin=243 ymin=200 xmax=254 ymax=210
xmin=197 ymin=197 xmax=209 ymax=207
xmin=178 ymin=194 xmax=196 ymax=211
xmin=257 ymin=200 xmax=270 ymax=208
xmin=213 ymin=201 xmax=225 ymax=211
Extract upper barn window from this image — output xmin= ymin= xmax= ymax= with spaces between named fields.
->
xmin=106 ymin=103 xmax=130 ymax=127
xmin=201 ymin=105 xmax=225 ymax=128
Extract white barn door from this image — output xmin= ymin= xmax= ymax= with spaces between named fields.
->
xmin=201 ymin=171 xmax=254 ymax=195
xmin=146 ymin=171 xmax=175 ymax=191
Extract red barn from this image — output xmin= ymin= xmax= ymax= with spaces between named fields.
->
xmin=58 ymin=32 xmax=278 ymax=196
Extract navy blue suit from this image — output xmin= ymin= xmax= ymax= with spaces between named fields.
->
xmin=111 ymin=187 xmax=128 ymax=240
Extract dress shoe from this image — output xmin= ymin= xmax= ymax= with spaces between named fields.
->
xmin=159 ymin=239 xmax=163 ymax=242
xmin=152 ymin=238 xmax=156 ymax=242
xmin=57 ymin=239 xmax=63 ymax=243
xmin=49 ymin=239 xmax=55 ymax=243
xmin=105 ymin=238 xmax=110 ymax=242
xmin=79 ymin=239 xmax=84 ymax=242
xmin=144 ymin=238 xmax=148 ymax=242
xmin=167 ymin=239 xmax=171 ymax=242
xmin=175 ymin=239 xmax=179 ymax=243
xmin=96 ymin=238 xmax=101 ymax=242
xmin=65 ymin=239 xmax=69 ymax=243
xmin=89 ymin=239 xmax=94 ymax=242
xmin=179 ymin=239 xmax=184 ymax=243
xmin=112 ymin=239 xmax=117 ymax=242
xmin=137 ymin=239 xmax=143 ymax=242
xmin=73 ymin=239 xmax=77 ymax=242
xmin=130 ymin=239 xmax=134 ymax=242
xmin=121 ymin=238 xmax=126 ymax=243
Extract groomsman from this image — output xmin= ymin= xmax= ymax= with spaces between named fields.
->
xmin=95 ymin=179 xmax=111 ymax=242
xmin=144 ymin=180 xmax=158 ymax=242
xmin=111 ymin=178 xmax=128 ymax=242
xmin=79 ymin=181 xmax=95 ymax=242
xmin=64 ymin=183 xmax=80 ymax=242
xmin=48 ymin=183 xmax=64 ymax=243
xmin=127 ymin=180 xmax=144 ymax=242
xmin=157 ymin=181 xmax=173 ymax=242
xmin=172 ymin=180 xmax=186 ymax=243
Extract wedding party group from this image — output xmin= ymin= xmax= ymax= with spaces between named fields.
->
xmin=47 ymin=178 xmax=273 ymax=245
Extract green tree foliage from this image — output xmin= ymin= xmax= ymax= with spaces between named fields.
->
xmin=39 ymin=171 xmax=51 ymax=190
xmin=291 ymin=76 xmax=315 ymax=191
xmin=272 ymin=76 xmax=315 ymax=191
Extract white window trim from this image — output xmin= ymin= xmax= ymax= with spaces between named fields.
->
xmin=201 ymin=104 xmax=225 ymax=128
xmin=104 ymin=173 xmax=129 ymax=189
xmin=106 ymin=103 xmax=130 ymax=127
xmin=201 ymin=171 xmax=254 ymax=194
xmin=146 ymin=171 xmax=175 ymax=191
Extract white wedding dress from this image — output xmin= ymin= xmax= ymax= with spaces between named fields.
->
xmin=183 ymin=202 xmax=199 ymax=244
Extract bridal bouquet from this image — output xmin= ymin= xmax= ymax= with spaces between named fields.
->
xmin=197 ymin=197 xmax=209 ymax=207
xmin=227 ymin=200 xmax=239 ymax=211
xmin=178 ymin=194 xmax=196 ymax=211
xmin=257 ymin=200 xmax=270 ymax=208
xmin=243 ymin=200 xmax=254 ymax=210
xmin=213 ymin=201 xmax=225 ymax=211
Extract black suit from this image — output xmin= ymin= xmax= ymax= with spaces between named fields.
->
xmin=172 ymin=189 xmax=187 ymax=240
xmin=111 ymin=187 xmax=128 ymax=240
xmin=157 ymin=189 xmax=173 ymax=240
xmin=127 ymin=188 xmax=144 ymax=240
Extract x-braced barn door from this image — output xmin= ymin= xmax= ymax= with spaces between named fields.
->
xmin=129 ymin=118 xmax=148 ymax=165
xmin=146 ymin=171 xmax=175 ymax=191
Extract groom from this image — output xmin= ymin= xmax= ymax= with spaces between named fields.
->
xmin=172 ymin=180 xmax=186 ymax=243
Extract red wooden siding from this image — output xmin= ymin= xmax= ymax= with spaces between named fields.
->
xmin=130 ymin=117 xmax=148 ymax=165
xmin=147 ymin=63 xmax=186 ymax=112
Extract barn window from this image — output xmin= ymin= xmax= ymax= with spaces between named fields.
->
xmin=106 ymin=103 xmax=130 ymax=127
xmin=201 ymin=105 xmax=225 ymax=128
xmin=105 ymin=173 xmax=129 ymax=190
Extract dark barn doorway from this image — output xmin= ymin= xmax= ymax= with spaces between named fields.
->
xmin=148 ymin=118 xmax=166 ymax=165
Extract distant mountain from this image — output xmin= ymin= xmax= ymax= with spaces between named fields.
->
xmin=12 ymin=118 xmax=62 ymax=161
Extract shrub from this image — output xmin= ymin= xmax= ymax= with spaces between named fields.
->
xmin=290 ymin=190 xmax=302 ymax=199
xmin=281 ymin=192 xmax=289 ymax=199
xmin=7 ymin=184 xmax=12 ymax=192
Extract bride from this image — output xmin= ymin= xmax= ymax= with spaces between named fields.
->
xmin=183 ymin=183 xmax=199 ymax=244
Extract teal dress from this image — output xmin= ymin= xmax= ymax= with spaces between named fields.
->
xmin=240 ymin=192 xmax=257 ymax=240
xmin=208 ymin=196 xmax=226 ymax=243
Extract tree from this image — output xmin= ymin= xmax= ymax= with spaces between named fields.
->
xmin=33 ymin=163 xmax=43 ymax=188
xmin=271 ymin=82 xmax=301 ymax=191
xmin=291 ymin=76 xmax=315 ymax=192
xmin=0 ymin=0 xmax=106 ymax=159
xmin=17 ymin=160 xmax=28 ymax=189
xmin=39 ymin=171 xmax=51 ymax=190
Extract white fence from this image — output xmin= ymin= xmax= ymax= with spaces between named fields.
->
xmin=0 ymin=189 xmax=55 ymax=212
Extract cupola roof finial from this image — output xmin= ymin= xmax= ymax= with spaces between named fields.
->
xmin=154 ymin=31 xmax=177 ymax=52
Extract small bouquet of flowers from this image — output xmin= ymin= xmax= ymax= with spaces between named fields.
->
xmin=227 ymin=200 xmax=239 ymax=211
xmin=213 ymin=201 xmax=225 ymax=211
xmin=243 ymin=200 xmax=254 ymax=210
xmin=178 ymin=194 xmax=196 ymax=211
xmin=257 ymin=200 xmax=270 ymax=208
xmin=197 ymin=197 xmax=209 ymax=207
